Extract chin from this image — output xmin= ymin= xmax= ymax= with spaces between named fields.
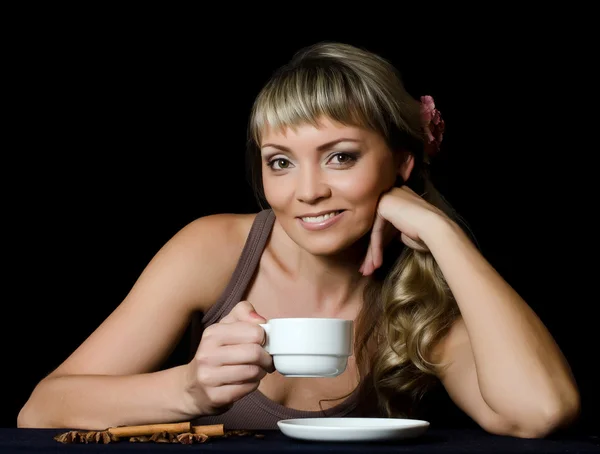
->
xmin=300 ymin=241 xmax=352 ymax=257
xmin=293 ymin=227 xmax=368 ymax=258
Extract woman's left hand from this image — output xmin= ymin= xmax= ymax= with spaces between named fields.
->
xmin=359 ymin=186 xmax=450 ymax=276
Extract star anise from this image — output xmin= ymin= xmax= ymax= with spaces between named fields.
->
xmin=54 ymin=430 xmax=117 ymax=444
xmin=177 ymin=432 xmax=209 ymax=444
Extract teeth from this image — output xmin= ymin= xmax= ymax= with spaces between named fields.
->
xmin=301 ymin=211 xmax=340 ymax=223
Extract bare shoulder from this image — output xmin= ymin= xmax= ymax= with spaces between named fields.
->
xmin=161 ymin=212 xmax=258 ymax=312
xmin=46 ymin=212 xmax=259 ymax=378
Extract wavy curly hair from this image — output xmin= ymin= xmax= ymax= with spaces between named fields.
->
xmin=245 ymin=41 xmax=470 ymax=416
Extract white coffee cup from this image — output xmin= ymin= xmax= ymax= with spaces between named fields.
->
xmin=259 ymin=318 xmax=353 ymax=378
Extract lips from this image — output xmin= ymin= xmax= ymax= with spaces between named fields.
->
xmin=297 ymin=210 xmax=345 ymax=231
xmin=299 ymin=211 xmax=342 ymax=224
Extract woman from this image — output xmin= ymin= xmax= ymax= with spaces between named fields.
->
xmin=18 ymin=42 xmax=580 ymax=438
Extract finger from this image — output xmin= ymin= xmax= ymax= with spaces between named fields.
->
xmin=400 ymin=233 xmax=430 ymax=252
xmin=201 ymin=322 xmax=265 ymax=348
xmin=360 ymin=245 xmax=373 ymax=276
xmin=201 ymin=364 xmax=268 ymax=387
xmin=359 ymin=243 xmax=372 ymax=274
xmin=359 ymin=245 xmax=369 ymax=276
xmin=360 ymin=216 xmax=382 ymax=276
xmin=221 ymin=300 xmax=267 ymax=324
xmin=215 ymin=344 xmax=274 ymax=371
xmin=369 ymin=214 xmax=387 ymax=271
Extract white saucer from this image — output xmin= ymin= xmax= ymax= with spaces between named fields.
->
xmin=277 ymin=417 xmax=430 ymax=442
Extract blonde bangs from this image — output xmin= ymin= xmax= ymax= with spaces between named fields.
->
xmin=249 ymin=64 xmax=386 ymax=145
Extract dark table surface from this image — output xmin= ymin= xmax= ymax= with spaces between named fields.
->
xmin=1 ymin=427 xmax=598 ymax=454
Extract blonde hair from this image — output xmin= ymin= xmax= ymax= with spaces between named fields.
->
xmin=246 ymin=42 xmax=464 ymax=416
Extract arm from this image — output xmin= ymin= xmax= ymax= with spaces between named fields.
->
xmin=365 ymin=186 xmax=580 ymax=438
xmin=17 ymin=214 xmax=253 ymax=430
xmin=425 ymin=217 xmax=580 ymax=438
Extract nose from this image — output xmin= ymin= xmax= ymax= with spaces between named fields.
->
xmin=295 ymin=168 xmax=331 ymax=204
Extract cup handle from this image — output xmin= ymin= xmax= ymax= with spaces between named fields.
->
xmin=259 ymin=323 xmax=270 ymax=353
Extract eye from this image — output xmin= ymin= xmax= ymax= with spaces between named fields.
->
xmin=329 ymin=152 xmax=359 ymax=166
xmin=267 ymin=157 xmax=292 ymax=170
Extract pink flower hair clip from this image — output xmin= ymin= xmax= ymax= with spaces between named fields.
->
xmin=420 ymin=95 xmax=445 ymax=158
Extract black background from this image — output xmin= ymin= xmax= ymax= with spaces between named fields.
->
xmin=4 ymin=7 xmax=597 ymax=434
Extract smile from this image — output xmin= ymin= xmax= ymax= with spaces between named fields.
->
xmin=297 ymin=211 xmax=345 ymax=231
xmin=301 ymin=211 xmax=342 ymax=223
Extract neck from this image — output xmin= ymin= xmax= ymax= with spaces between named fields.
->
xmin=270 ymin=221 xmax=370 ymax=316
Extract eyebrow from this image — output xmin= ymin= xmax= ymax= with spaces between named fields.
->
xmin=261 ymin=138 xmax=361 ymax=153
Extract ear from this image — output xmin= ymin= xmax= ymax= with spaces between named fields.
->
xmin=397 ymin=152 xmax=415 ymax=183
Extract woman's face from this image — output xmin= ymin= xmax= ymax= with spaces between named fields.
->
xmin=260 ymin=116 xmax=402 ymax=257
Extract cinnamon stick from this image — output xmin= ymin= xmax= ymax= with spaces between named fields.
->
xmin=106 ymin=422 xmax=225 ymax=438
xmin=108 ymin=422 xmax=191 ymax=437
xmin=191 ymin=423 xmax=224 ymax=437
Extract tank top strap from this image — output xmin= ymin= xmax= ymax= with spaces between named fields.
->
xmin=200 ymin=208 xmax=275 ymax=326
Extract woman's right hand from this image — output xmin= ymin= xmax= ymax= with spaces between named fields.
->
xmin=184 ymin=301 xmax=275 ymax=416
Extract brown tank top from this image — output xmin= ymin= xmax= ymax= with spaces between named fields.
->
xmin=189 ymin=209 xmax=382 ymax=430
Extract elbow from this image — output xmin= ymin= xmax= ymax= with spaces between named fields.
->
xmin=481 ymin=387 xmax=581 ymax=439
xmin=17 ymin=381 xmax=60 ymax=429
xmin=17 ymin=398 xmax=63 ymax=429
xmin=17 ymin=394 xmax=54 ymax=429
xmin=509 ymin=392 xmax=581 ymax=439
xmin=17 ymin=400 xmax=38 ymax=428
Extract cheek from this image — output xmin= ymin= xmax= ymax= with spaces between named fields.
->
xmin=263 ymin=175 xmax=290 ymax=207
xmin=335 ymin=170 xmax=391 ymax=202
